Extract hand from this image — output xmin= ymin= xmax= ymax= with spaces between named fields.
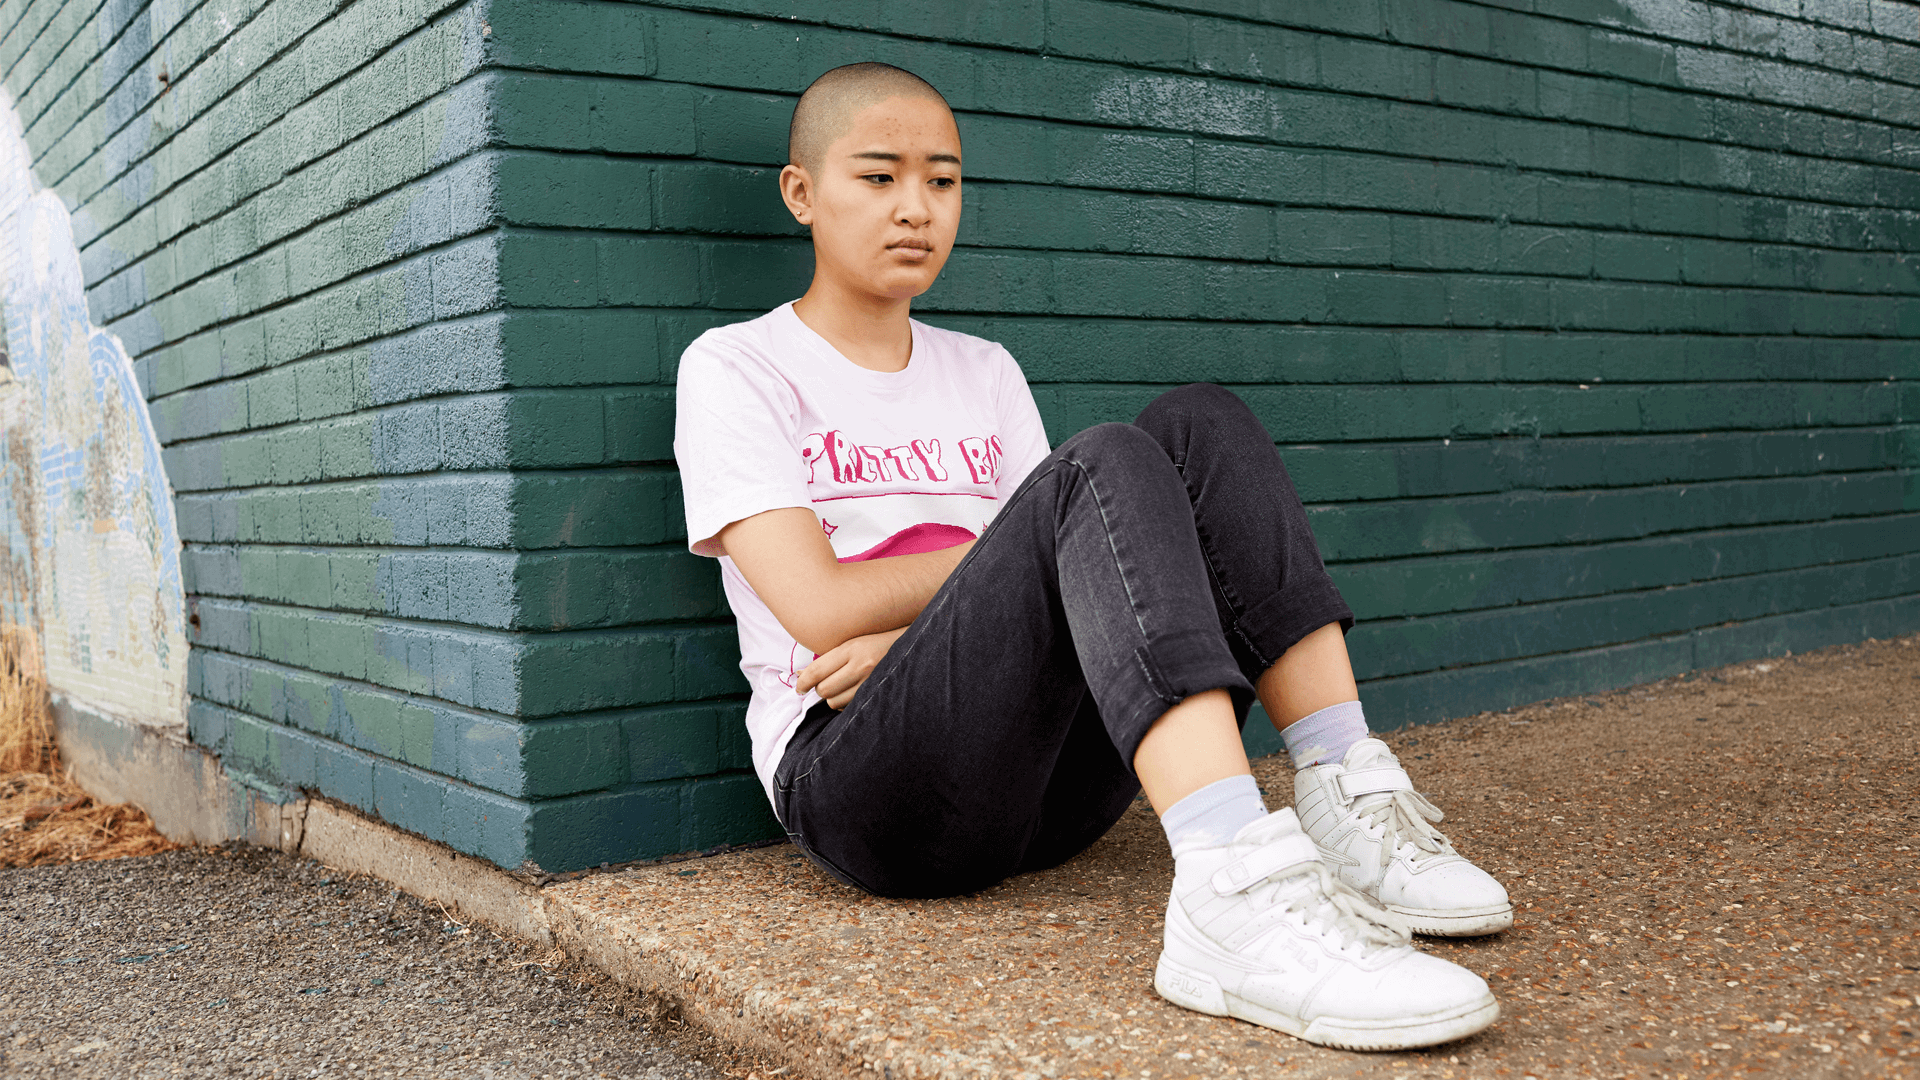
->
xmin=796 ymin=627 xmax=907 ymax=709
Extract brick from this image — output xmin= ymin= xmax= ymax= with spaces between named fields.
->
xmin=1593 ymin=233 xmax=1682 ymax=282
xmin=687 ymin=773 xmax=781 ymax=850
xmin=511 ymin=548 xmax=723 ymax=630
xmin=622 ymin=705 xmax=723 ymax=783
xmin=1047 ymin=0 xmax=1191 ymax=68
xmin=486 ymin=0 xmax=651 ymax=75
xmin=1389 ymin=215 xmax=1496 ymax=272
xmin=509 ymin=470 xmax=683 ymax=549
xmin=1053 ymin=125 xmax=1197 ymax=193
xmin=373 ymin=758 xmax=449 ymax=839
xmin=674 ymin=625 xmax=751 ymax=700
xmin=497 ymin=151 xmax=654 ymax=230
xmin=315 ymin=736 xmax=378 ymax=814
xmin=500 ymin=310 xmax=666 ymax=387
xmin=692 ymin=84 xmax=792 ymax=165
xmin=493 ymin=231 xmax=597 ymax=308
xmin=1190 ymin=18 xmax=1317 ymax=84
xmin=521 ymin=715 xmax=627 ymax=797
xmin=973 ymin=185 xmax=1269 ymax=259
xmin=444 ymin=780 xmax=533 ymax=869
xmin=596 ymin=235 xmax=704 ymax=307
xmin=716 ymin=704 xmax=753 ymax=771
xmin=1384 ymin=0 xmax=1491 ymax=54
xmin=526 ymin=782 xmax=682 ymax=870
xmin=704 ymin=238 xmax=813 ymax=311
xmin=1318 ymin=36 xmax=1432 ymax=101
xmin=516 ymin=629 xmax=675 ymax=715
xmin=603 ymin=389 xmax=675 ymax=464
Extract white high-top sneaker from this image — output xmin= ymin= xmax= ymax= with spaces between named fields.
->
xmin=1295 ymin=738 xmax=1513 ymax=937
xmin=1155 ymin=808 xmax=1499 ymax=1051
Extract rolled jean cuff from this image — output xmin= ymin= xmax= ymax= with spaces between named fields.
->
xmin=1229 ymin=576 xmax=1356 ymax=671
xmin=1106 ymin=629 xmax=1257 ymax=771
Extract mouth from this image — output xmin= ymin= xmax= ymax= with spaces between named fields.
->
xmin=889 ymin=239 xmax=935 ymax=254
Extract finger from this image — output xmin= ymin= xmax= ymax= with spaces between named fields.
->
xmin=811 ymin=662 xmax=866 ymax=705
xmin=824 ymin=669 xmax=871 ymax=710
xmin=795 ymin=649 xmax=839 ymax=695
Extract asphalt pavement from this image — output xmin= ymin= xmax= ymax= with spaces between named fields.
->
xmin=0 ymin=843 xmax=776 ymax=1079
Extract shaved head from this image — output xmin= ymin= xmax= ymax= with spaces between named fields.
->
xmin=788 ymin=62 xmax=953 ymax=174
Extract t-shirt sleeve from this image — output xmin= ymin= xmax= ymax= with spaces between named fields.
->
xmin=992 ymin=345 xmax=1052 ymax=499
xmin=674 ymin=335 xmax=813 ymax=557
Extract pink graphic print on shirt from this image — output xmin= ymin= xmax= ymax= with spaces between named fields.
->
xmin=838 ymin=522 xmax=977 ymax=563
xmin=799 ymin=430 xmax=1005 ymax=489
xmin=776 ymin=640 xmax=813 ymax=689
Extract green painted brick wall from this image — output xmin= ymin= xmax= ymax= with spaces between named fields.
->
xmin=7 ymin=0 xmax=1915 ymax=872
xmin=1 ymin=0 xmax=767 ymax=871
xmin=480 ymin=0 xmax=1919 ymax=766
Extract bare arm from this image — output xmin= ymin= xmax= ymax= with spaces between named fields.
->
xmin=717 ymin=507 xmax=972 ymax=655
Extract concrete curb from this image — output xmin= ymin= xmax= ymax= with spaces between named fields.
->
xmin=48 ymin=696 xmax=832 ymax=1074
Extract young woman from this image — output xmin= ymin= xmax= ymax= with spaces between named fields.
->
xmin=674 ymin=62 xmax=1510 ymax=1051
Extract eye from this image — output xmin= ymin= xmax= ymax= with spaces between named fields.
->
xmin=931 ymin=176 xmax=957 ymax=189
xmin=861 ymin=173 xmax=893 ymax=185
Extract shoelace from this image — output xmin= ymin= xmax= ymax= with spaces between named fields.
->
xmin=1351 ymin=784 xmax=1452 ymax=870
xmin=1259 ymin=864 xmax=1411 ymax=959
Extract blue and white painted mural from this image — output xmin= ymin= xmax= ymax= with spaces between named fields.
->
xmin=0 ymin=88 xmax=187 ymax=731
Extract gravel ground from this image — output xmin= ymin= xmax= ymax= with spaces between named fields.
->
xmin=0 ymin=844 xmax=778 ymax=1079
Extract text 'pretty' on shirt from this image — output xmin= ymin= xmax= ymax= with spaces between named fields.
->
xmin=801 ymin=430 xmax=1008 ymax=486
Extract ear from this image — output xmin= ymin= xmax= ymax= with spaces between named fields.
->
xmin=779 ymin=164 xmax=815 ymax=226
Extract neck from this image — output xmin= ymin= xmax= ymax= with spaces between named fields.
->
xmin=792 ymin=275 xmax=914 ymax=373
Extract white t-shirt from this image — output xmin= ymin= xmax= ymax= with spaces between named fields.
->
xmin=673 ymin=301 xmax=1053 ymax=809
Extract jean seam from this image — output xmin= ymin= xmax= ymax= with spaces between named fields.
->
xmin=1133 ymin=647 xmax=1177 ymax=705
xmin=1067 ymin=453 xmax=1156 ymax=650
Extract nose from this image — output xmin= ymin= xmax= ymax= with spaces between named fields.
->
xmin=896 ymin=181 xmax=932 ymax=229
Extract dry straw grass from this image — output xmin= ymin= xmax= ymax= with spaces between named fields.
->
xmin=0 ymin=625 xmax=181 ymax=867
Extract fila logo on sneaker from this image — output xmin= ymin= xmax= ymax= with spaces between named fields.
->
xmin=1282 ymin=938 xmax=1318 ymax=972
xmin=1162 ymin=969 xmax=1208 ymax=999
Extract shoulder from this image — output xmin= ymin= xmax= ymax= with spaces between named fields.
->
xmin=911 ymin=317 xmax=1006 ymax=361
xmin=911 ymin=319 xmax=1025 ymax=380
xmin=678 ymin=308 xmax=792 ymax=385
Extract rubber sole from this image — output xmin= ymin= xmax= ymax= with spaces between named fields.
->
xmin=1154 ymin=954 xmax=1500 ymax=1052
xmin=1392 ymin=903 xmax=1515 ymax=938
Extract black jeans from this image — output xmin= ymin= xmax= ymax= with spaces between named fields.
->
xmin=771 ymin=383 xmax=1354 ymax=899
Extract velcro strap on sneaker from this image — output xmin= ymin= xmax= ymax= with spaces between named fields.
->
xmin=1337 ymin=765 xmax=1413 ymax=800
xmin=1209 ymin=832 xmax=1321 ymax=896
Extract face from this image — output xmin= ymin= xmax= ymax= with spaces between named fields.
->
xmin=781 ymin=95 xmax=962 ymax=301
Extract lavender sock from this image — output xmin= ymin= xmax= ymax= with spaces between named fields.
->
xmin=1159 ymin=774 xmax=1268 ymax=859
xmin=1281 ymin=700 xmax=1370 ymax=769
